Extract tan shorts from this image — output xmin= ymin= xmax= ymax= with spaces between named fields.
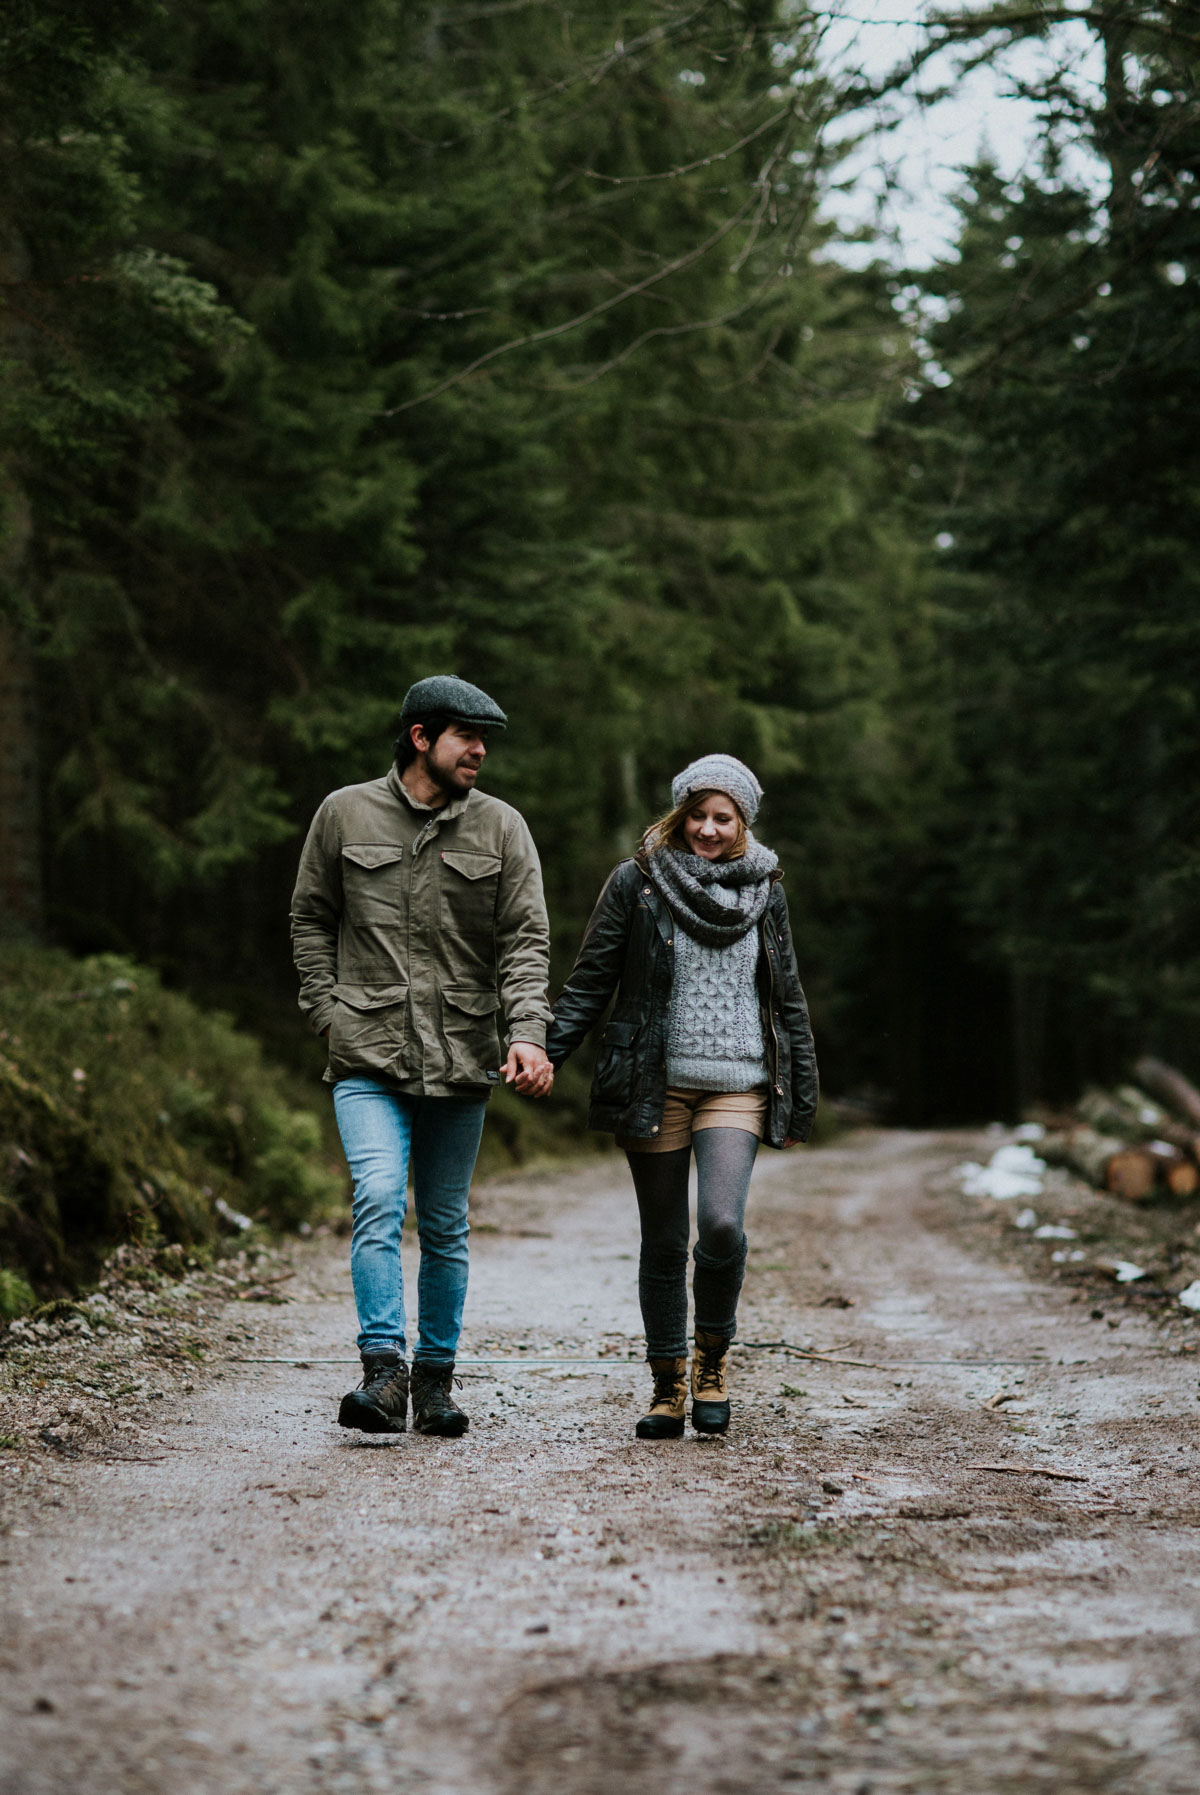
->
xmin=619 ymin=1087 xmax=768 ymax=1155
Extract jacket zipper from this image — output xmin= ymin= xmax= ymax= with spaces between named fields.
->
xmin=765 ymin=928 xmax=783 ymax=1096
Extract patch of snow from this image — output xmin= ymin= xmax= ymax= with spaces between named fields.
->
xmin=1014 ymin=1122 xmax=1046 ymax=1142
xmin=991 ymin=1144 xmax=1048 ymax=1176
xmin=1113 ymin=1262 xmax=1145 ymax=1284
xmin=1014 ymin=1208 xmax=1038 ymax=1230
xmin=1033 ymin=1224 xmax=1077 ymax=1240
xmin=958 ymin=1141 xmax=1046 ymax=1200
xmin=1178 ymin=1281 xmax=1200 ymax=1312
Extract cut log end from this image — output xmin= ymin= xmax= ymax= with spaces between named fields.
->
xmin=1166 ymin=1158 xmax=1200 ymax=1198
xmin=1104 ymin=1146 xmax=1158 ymax=1203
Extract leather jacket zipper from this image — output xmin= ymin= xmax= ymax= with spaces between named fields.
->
xmin=765 ymin=930 xmax=784 ymax=1096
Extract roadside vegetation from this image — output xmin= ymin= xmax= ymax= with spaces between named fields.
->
xmin=0 ymin=937 xmax=605 ymax=1318
xmin=0 ymin=939 xmax=346 ymax=1315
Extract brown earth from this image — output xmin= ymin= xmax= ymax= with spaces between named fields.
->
xmin=4 ymin=1127 xmax=1200 ymax=1794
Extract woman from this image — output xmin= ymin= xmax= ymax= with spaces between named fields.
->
xmin=547 ymin=754 xmax=818 ymax=1439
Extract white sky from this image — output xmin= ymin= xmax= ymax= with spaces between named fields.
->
xmin=811 ymin=2 xmax=1105 ymax=266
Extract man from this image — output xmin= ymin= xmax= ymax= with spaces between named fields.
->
xmin=291 ymin=675 xmax=554 ymax=1438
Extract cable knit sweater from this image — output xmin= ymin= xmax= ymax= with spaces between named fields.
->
xmin=666 ymin=926 xmax=766 ymax=1092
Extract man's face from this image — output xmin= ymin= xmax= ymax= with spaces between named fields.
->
xmin=421 ymin=721 xmax=488 ymax=798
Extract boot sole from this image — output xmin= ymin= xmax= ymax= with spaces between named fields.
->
xmin=413 ymin=1413 xmax=470 ymax=1438
xmin=635 ymin=1415 xmax=685 ymax=1439
xmin=691 ymin=1401 xmax=731 ymax=1435
xmin=338 ymin=1394 xmax=406 ymax=1434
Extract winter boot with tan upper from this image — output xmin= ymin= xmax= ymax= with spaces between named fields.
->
xmin=690 ymin=1329 xmax=731 ymax=1434
xmin=635 ymin=1356 xmax=688 ymax=1440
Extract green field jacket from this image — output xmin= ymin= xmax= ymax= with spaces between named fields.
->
xmin=290 ymin=768 xmax=553 ymax=1097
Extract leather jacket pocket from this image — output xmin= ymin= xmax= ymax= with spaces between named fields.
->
xmin=593 ymin=1017 xmax=641 ymax=1108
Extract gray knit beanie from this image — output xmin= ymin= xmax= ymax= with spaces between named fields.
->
xmin=671 ymin=754 xmax=763 ymax=824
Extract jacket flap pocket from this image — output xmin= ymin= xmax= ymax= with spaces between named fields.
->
xmin=443 ymin=987 xmax=500 ymax=1018
xmin=342 ymin=844 xmax=404 ymax=870
xmin=441 ymin=850 xmax=502 ymax=881
xmin=332 ymin=982 xmax=408 ymax=1010
xmin=600 ymin=1019 xmax=640 ymax=1047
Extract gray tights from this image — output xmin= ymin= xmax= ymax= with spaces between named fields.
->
xmin=626 ymin=1127 xmax=757 ymax=1358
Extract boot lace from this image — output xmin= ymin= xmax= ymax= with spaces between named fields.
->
xmin=694 ymin=1337 xmax=726 ymax=1396
xmin=414 ymin=1365 xmax=462 ymax=1408
xmin=362 ymin=1359 xmax=402 ymax=1394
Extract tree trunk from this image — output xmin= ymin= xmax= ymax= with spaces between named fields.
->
xmin=0 ymin=226 xmax=42 ymax=932
xmin=0 ymin=614 xmax=42 ymax=931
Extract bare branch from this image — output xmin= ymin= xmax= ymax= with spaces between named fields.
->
xmin=577 ymin=103 xmax=794 ymax=187
xmin=377 ymin=190 xmax=759 ymax=416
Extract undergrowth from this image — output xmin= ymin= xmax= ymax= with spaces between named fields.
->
xmin=0 ymin=940 xmax=345 ymax=1309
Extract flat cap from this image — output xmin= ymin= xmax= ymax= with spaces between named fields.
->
xmin=399 ymin=675 xmax=507 ymax=730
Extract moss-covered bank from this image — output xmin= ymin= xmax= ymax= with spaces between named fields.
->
xmin=0 ymin=943 xmax=346 ymax=1314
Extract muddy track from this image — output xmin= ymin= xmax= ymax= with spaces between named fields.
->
xmin=4 ymin=1129 xmax=1200 ymax=1794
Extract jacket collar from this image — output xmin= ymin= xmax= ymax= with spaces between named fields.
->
xmin=386 ymin=764 xmax=472 ymax=823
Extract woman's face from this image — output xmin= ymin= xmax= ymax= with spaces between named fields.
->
xmin=683 ymin=793 xmax=741 ymax=860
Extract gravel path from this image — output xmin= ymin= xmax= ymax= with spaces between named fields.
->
xmin=4 ymin=1128 xmax=1200 ymax=1793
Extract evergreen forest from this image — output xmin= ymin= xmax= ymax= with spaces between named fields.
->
xmin=3 ymin=0 xmax=1199 ymax=1132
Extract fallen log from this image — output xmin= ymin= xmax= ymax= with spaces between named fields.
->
xmin=1106 ymin=1145 xmax=1160 ymax=1201
xmin=1133 ymin=1056 xmax=1200 ymax=1130
xmin=1147 ymin=1141 xmax=1200 ymax=1197
xmin=1078 ymin=1088 xmax=1200 ymax=1160
xmin=1040 ymin=1126 xmax=1158 ymax=1201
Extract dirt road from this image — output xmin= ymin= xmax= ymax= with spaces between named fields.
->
xmin=5 ymin=1129 xmax=1200 ymax=1794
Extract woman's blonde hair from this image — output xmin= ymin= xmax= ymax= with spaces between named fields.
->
xmin=644 ymin=789 xmax=748 ymax=861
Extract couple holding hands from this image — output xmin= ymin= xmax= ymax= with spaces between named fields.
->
xmin=291 ymin=676 xmax=818 ymax=1443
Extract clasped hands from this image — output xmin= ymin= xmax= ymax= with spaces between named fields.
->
xmin=504 ymin=1041 xmax=554 ymax=1099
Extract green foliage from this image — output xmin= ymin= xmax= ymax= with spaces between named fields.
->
xmin=0 ymin=0 xmax=948 ymax=1113
xmin=0 ymin=940 xmax=345 ymax=1295
xmin=906 ymin=4 xmax=1200 ymax=1101
xmin=0 ymin=1268 xmax=36 ymax=1322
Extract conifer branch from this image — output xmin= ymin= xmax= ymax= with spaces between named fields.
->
xmin=378 ymin=192 xmax=760 ymax=415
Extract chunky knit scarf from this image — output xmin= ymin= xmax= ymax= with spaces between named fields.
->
xmin=646 ymin=837 xmax=778 ymax=946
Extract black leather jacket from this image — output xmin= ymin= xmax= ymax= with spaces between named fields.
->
xmin=546 ymin=852 xmax=818 ymax=1149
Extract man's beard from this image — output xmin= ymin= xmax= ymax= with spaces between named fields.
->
xmin=429 ymin=755 xmax=475 ymax=799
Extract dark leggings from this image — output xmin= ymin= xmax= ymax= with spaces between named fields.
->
xmin=626 ymin=1127 xmax=757 ymax=1358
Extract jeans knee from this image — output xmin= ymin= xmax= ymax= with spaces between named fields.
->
xmin=417 ymin=1219 xmax=469 ymax=1260
xmin=352 ymin=1172 xmax=404 ymax=1235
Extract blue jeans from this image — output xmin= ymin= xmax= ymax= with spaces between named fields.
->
xmin=332 ymin=1079 xmax=487 ymax=1362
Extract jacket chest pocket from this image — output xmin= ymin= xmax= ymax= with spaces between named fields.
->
xmin=342 ymin=844 xmax=405 ymax=921
xmin=440 ymin=849 xmax=501 ymax=932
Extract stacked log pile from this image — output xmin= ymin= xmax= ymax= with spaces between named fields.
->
xmin=1040 ymin=1058 xmax=1200 ymax=1201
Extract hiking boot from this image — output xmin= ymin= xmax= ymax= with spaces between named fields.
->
xmin=338 ymin=1349 xmax=408 ymax=1434
xmin=635 ymin=1356 xmax=688 ymax=1440
xmin=691 ymin=1330 xmax=731 ymax=1435
xmin=411 ymin=1360 xmax=470 ymax=1437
